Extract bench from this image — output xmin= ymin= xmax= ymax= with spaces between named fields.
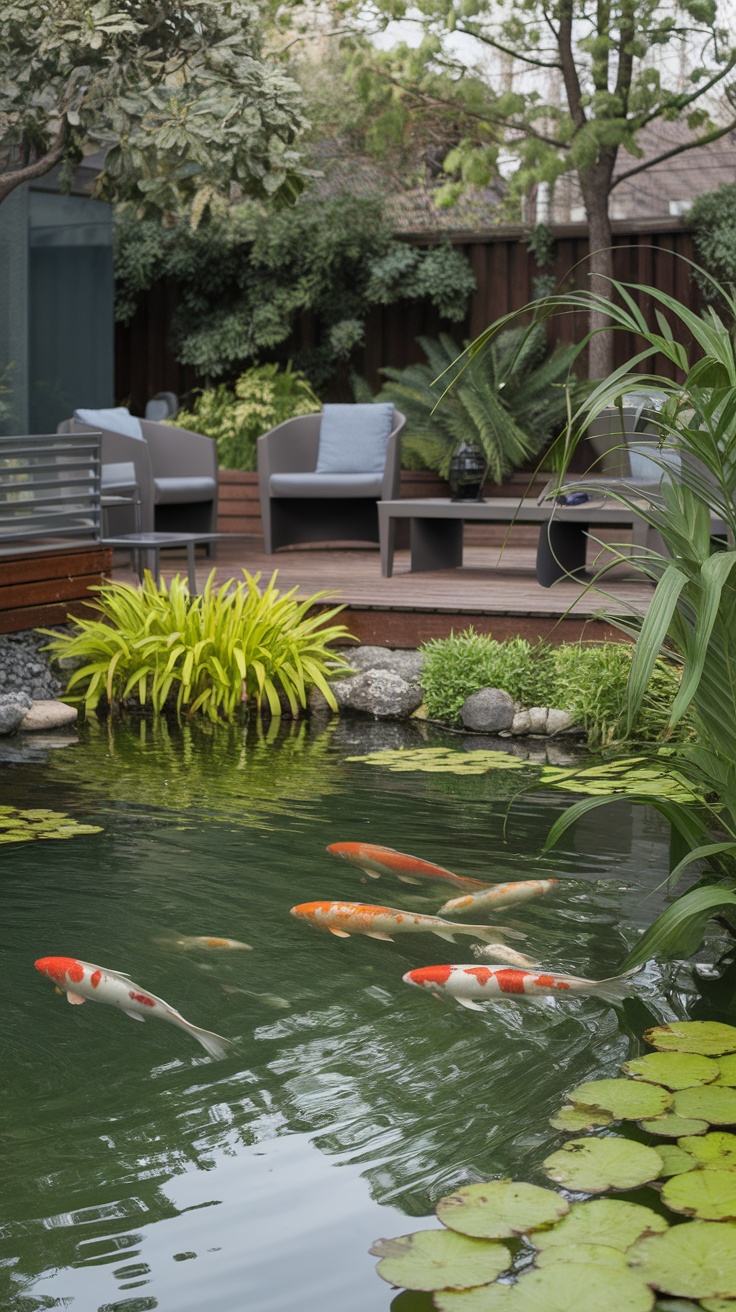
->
xmin=0 ymin=432 xmax=102 ymax=554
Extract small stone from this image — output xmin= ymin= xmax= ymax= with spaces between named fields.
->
xmin=512 ymin=710 xmax=532 ymax=735
xmin=546 ymin=707 xmax=575 ymax=736
xmin=331 ymin=669 xmax=423 ymax=719
xmin=460 ymin=687 xmax=515 ymax=733
xmin=0 ymin=691 xmax=32 ymax=735
xmin=18 ymin=701 xmax=78 ymax=732
xmin=528 ymin=706 xmax=548 ymax=734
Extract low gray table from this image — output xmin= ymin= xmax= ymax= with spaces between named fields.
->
xmin=378 ymin=497 xmax=652 ymax=586
xmin=101 ymin=531 xmax=220 ymax=591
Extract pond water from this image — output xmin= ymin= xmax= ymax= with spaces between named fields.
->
xmin=1 ymin=717 xmax=731 ymax=1312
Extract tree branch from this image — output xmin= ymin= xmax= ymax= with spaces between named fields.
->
xmin=611 ymin=118 xmax=736 ymax=189
xmin=557 ymin=0 xmax=586 ymax=131
xmin=373 ymin=67 xmax=566 ymax=149
xmin=0 ymin=123 xmax=68 ymax=204
xmin=454 ymin=20 xmax=562 ymax=71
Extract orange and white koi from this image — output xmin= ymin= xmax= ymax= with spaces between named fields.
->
xmin=171 ymin=935 xmax=252 ymax=951
xmin=441 ymin=880 xmax=558 ymax=916
xmin=290 ymin=901 xmax=526 ymax=943
xmin=326 ymin=842 xmax=488 ymax=890
xmin=35 ymin=956 xmax=230 ymax=1059
xmin=403 ymin=963 xmax=640 ymax=1010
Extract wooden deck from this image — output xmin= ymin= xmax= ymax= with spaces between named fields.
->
xmin=111 ymin=524 xmax=653 ymax=647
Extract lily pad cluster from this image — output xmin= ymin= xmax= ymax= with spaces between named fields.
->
xmin=0 ymin=806 xmax=102 ymax=844
xmin=371 ymin=1021 xmax=736 ymax=1310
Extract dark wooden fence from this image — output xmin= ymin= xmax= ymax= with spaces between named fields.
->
xmin=115 ymin=217 xmax=700 ymax=413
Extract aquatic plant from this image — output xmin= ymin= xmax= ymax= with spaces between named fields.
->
xmin=42 ymin=570 xmax=353 ymax=722
xmin=0 ymin=806 xmax=102 ymax=844
xmin=372 ymin=1020 xmax=736 ymax=1308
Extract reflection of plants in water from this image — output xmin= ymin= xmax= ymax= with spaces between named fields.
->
xmin=373 ymin=1020 xmax=736 ymax=1307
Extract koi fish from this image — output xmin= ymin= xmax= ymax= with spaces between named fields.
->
xmin=326 ymin=842 xmax=488 ymax=890
xmin=403 ymin=963 xmax=640 ymax=1010
xmin=441 ymin=880 xmax=558 ymax=916
xmin=290 ymin=901 xmax=526 ymax=943
xmin=471 ymin=944 xmax=541 ymax=967
xmin=35 ymin=956 xmax=230 ymax=1059
xmin=170 ymin=935 xmax=252 ymax=951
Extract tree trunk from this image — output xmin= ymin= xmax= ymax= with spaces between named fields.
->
xmin=580 ymin=177 xmax=615 ymax=380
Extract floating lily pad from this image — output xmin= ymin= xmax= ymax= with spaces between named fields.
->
xmin=347 ymin=748 xmax=527 ymax=773
xmin=644 ymin=1023 xmax=736 ymax=1057
xmin=655 ymin=1144 xmax=698 ymax=1177
xmin=638 ymin=1113 xmax=708 ymax=1138
xmin=434 ymin=1285 xmax=514 ymax=1312
xmin=628 ymin=1221 xmax=736 ymax=1299
xmin=0 ymin=832 xmax=33 ymax=843
xmin=678 ymin=1131 xmax=736 ymax=1170
xmin=446 ymin=1264 xmax=655 ymax=1312
xmin=700 ymin=1301 xmax=736 ymax=1311
xmin=436 ymin=1181 xmax=569 ymax=1239
xmin=568 ymin=1078 xmax=672 ymax=1121
xmin=716 ymin=1055 xmax=736 ymax=1088
xmin=535 ymin=1244 xmax=629 ymax=1269
xmin=370 ymin=1230 xmax=511 ymax=1291
xmin=624 ymin=1052 xmax=720 ymax=1090
xmin=661 ymin=1168 xmax=736 ymax=1220
xmin=549 ymin=1105 xmax=614 ymax=1132
xmin=673 ymin=1085 xmax=736 ymax=1124
xmin=542 ymin=1138 xmax=663 ymax=1193
xmin=0 ymin=806 xmax=102 ymax=846
xmin=531 ymin=1198 xmax=668 ymax=1251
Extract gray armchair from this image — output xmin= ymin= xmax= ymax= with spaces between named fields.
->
xmin=257 ymin=408 xmax=406 ymax=553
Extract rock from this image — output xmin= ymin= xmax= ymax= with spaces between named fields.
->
xmin=511 ymin=710 xmax=532 ymax=735
xmin=460 ymin=687 xmax=515 ymax=733
xmin=18 ymin=700 xmax=78 ymax=732
xmin=546 ymin=707 xmax=575 ymax=736
xmin=331 ymin=669 xmax=424 ymax=719
xmin=527 ymin=706 xmax=548 ymax=734
xmin=0 ymin=691 xmax=32 ymax=735
xmin=344 ymin=645 xmax=424 ymax=684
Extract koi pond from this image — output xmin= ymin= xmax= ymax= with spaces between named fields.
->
xmin=1 ymin=717 xmax=731 ymax=1312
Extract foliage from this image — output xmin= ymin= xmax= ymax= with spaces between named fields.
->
xmin=371 ymin=1021 xmax=736 ymax=1306
xmin=114 ymin=195 xmax=476 ymax=386
xmin=373 ymin=325 xmax=580 ymax=482
xmin=0 ymin=805 xmax=101 ymax=844
xmin=0 ymin=0 xmax=305 ymax=213
xmin=172 ymin=363 xmax=319 ymax=471
xmin=690 ymin=183 xmax=736 ymax=308
xmin=419 ymin=630 xmax=555 ymax=724
xmin=41 ymin=571 xmax=353 ymax=723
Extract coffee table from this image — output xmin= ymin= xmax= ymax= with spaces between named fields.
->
xmin=101 ymin=531 xmax=220 ymax=591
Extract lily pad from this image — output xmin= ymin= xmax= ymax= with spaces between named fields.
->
xmin=644 ymin=1022 xmax=736 ymax=1057
xmin=534 ymin=1244 xmax=629 ymax=1269
xmin=531 ymin=1198 xmax=668 ymax=1251
xmin=700 ymin=1301 xmax=736 ymax=1311
xmin=434 ymin=1286 xmax=514 ymax=1312
xmin=638 ymin=1113 xmax=709 ymax=1138
xmin=655 ymin=1144 xmax=698 ymax=1177
xmin=436 ymin=1181 xmax=569 ymax=1239
xmin=549 ymin=1105 xmax=614 ymax=1133
xmin=673 ymin=1085 xmax=736 ymax=1124
xmin=454 ymin=1264 xmax=654 ymax=1312
xmin=542 ymin=1138 xmax=664 ymax=1193
xmin=628 ymin=1221 xmax=736 ymax=1299
xmin=568 ymin=1078 xmax=672 ymax=1121
xmin=716 ymin=1055 xmax=736 ymax=1087
xmin=624 ymin=1052 xmax=720 ymax=1090
xmin=370 ymin=1230 xmax=511 ymax=1291
xmin=661 ymin=1168 xmax=736 ymax=1220
xmin=0 ymin=832 xmax=33 ymax=843
xmin=347 ymin=748 xmax=528 ymax=774
xmin=678 ymin=1131 xmax=736 ymax=1170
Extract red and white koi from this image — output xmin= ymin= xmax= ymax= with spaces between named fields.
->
xmin=290 ymin=901 xmax=526 ymax=943
xmin=326 ymin=842 xmax=488 ymax=890
xmin=35 ymin=956 xmax=230 ymax=1059
xmin=403 ymin=963 xmax=639 ymax=1009
xmin=440 ymin=879 xmax=558 ymax=916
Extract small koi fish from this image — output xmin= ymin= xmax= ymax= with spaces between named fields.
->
xmin=290 ymin=901 xmax=526 ymax=943
xmin=171 ymin=935 xmax=252 ymax=951
xmin=326 ymin=842 xmax=488 ymax=890
xmin=403 ymin=963 xmax=640 ymax=1010
xmin=470 ymin=944 xmax=541 ymax=967
xmin=441 ymin=879 xmax=558 ymax=916
xmin=35 ymin=956 xmax=231 ymax=1059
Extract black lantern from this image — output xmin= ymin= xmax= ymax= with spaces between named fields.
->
xmin=448 ymin=440 xmax=487 ymax=501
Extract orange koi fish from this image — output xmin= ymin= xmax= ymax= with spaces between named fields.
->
xmin=403 ymin=963 xmax=639 ymax=1010
xmin=441 ymin=880 xmax=558 ymax=916
xmin=326 ymin=842 xmax=488 ymax=890
xmin=290 ymin=901 xmax=526 ymax=944
xmin=35 ymin=956 xmax=230 ymax=1059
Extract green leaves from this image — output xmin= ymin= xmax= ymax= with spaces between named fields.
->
xmin=530 ymin=1200 xmax=668 ymax=1252
xmin=436 ymin=1182 xmax=568 ymax=1239
xmin=370 ymin=1230 xmax=511 ymax=1291
xmin=629 ymin=1223 xmax=736 ymax=1299
xmin=623 ymin=1051 xmax=720 ymax=1090
xmin=542 ymin=1138 xmax=664 ymax=1192
xmin=644 ymin=1022 xmax=736 ymax=1057
xmin=565 ymin=1079 xmax=672 ymax=1121
xmin=618 ymin=887 xmax=736 ymax=972
xmin=0 ymin=807 xmax=102 ymax=843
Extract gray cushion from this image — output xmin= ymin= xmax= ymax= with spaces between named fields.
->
xmin=270 ymin=472 xmax=384 ymax=498
xmin=154 ymin=476 xmax=217 ymax=504
xmin=75 ymin=407 xmax=144 ymax=440
xmin=101 ymin=462 xmax=137 ymax=493
xmin=627 ymin=442 xmax=681 ymax=483
xmin=315 ymin=403 xmax=394 ymax=475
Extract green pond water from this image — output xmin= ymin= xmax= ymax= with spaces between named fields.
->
xmin=1 ymin=716 xmax=732 ymax=1312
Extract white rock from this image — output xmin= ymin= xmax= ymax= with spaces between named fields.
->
xmin=19 ymin=700 xmax=78 ymax=732
xmin=512 ymin=710 xmax=531 ymax=735
xmin=528 ymin=706 xmax=548 ymax=734
xmin=546 ymin=708 xmax=574 ymax=736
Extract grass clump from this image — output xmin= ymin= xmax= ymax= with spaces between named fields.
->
xmin=420 ymin=629 xmax=555 ymax=725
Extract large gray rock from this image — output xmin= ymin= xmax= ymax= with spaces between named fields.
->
xmin=511 ymin=710 xmax=531 ymax=735
xmin=460 ymin=687 xmax=515 ymax=733
xmin=527 ymin=706 xmax=549 ymax=734
xmin=345 ymin=645 xmax=424 ymax=684
xmin=19 ymin=701 xmax=78 ymax=732
xmin=330 ymin=668 xmax=423 ymax=719
xmin=546 ymin=708 xmax=575 ymax=735
xmin=0 ymin=691 xmax=32 ymax=735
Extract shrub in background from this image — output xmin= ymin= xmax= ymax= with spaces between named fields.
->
xmin=420 ymin=630 xmax=556 ymax=725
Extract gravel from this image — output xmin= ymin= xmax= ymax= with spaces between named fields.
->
xmin=0 ymin=629 xmax=65 ymax=700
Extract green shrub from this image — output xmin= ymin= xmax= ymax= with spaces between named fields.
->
xmin=42 ymin=571 xmax=353 ymax=722
xmin=420 ymin=629 xmax=556 ymax=725
xmin=173 ymin=362 xmax=320 ymax=471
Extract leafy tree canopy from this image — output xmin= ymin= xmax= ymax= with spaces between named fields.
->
xmin=0 ymin=0 xmax=306 ymax=213
xmin=690 ymin=182 xmax=736 ymax=307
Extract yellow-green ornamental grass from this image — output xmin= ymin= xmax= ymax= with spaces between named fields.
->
xmin=43 ymin=570 xmax=353 ymax=722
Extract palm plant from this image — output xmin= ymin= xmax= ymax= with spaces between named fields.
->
xmin=374 ymin=325 xmax=580 ymax=483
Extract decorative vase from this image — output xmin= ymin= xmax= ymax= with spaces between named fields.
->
xmin=448 ymin=441 xmax=487 ymax=501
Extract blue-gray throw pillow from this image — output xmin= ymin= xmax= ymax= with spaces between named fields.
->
xmin=628 ymin=441 xmax=681 ymax=483
xmin=74 ymin=407 xmax=144 ymax=440
xmin=315 ymin=403 xmax=394 ymax=475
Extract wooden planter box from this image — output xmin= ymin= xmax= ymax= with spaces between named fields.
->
xmin=0 ymin=545 xmax=113 ymax=634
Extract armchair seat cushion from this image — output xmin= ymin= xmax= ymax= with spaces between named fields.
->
xmin=74 ymin=407 xmax=144 ymax=440
xmin=269 ymin=472 xmax=384 ymax=498
xmin=153 ymin=475 xmax=217 ymax=504
xmin=315 ymin=403 xmax=395 ymax=475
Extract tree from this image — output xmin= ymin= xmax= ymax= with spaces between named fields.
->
xmin=0 ymin=0 xmax=306 ymax=215
xmin=321 ymin=0 xmax=736 ymax=376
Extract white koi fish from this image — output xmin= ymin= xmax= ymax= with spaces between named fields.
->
xmin=169 ymin=935 xmax=252 ymax=951
xmin=35 ymin=956 xmax=231 ymax=1059
xmin=403 ymin=963 xmax=640 ymax=1009
xmin=290 ymin=901 xmax=526 ymax=943
xmin=440 ymin=880 xmax=558 ymax=916
xmin=471 ymin=943 xmax=541 ymax=967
